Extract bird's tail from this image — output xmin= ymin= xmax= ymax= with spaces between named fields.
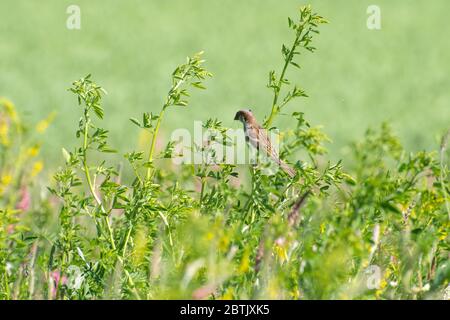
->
xmin=279 ymin=159 xmax=296 ymax=178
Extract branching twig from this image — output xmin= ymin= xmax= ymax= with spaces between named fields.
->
xmin=287 ymin=191 xmax=310 ymax=228
xmin=255 ymin=191 xmax=310 ymax=274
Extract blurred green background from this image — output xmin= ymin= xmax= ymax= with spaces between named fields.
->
xmin=1 ymin=0 xmax=449 ymax=164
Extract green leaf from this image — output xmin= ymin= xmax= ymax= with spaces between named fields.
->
xmin=62 ymin=147 xmax=71 ymax=163
xmin=130 ymin=117 xmax=141 ymax=127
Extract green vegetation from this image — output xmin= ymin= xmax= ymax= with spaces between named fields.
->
xmin=0 ymin=4 xmax=449 ymax=300
xmin=1 ymin=0 xmax=449 ymax=162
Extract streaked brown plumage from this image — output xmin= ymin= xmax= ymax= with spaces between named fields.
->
xmin=234 ymin=109 xmax=296 ymax=177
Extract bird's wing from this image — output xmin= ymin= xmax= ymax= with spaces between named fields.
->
xmin=245 ymin=124 xmax=260 ymax=150
xmin=257 ymin=127 xmax=296 ymax=178
xmin=256 ymin=127 xmax=280 ymax=162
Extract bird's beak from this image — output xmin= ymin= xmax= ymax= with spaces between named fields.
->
xmin=234 ymin=112 xmax=240 ymax=121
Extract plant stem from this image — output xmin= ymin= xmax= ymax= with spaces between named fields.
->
xmin=3 ymin=269 xmax=10 ymax=300
xmin=82 ymin=117 xmax=117 ymax=251
xmin=146 ymin=108 xmax=165 ymax=180
xmin=199 ymin=176 xmax=206 ymax=205
xmin=145 ymin=66 xmax=192 ymax=181
xmin=265 ymin=32 xmax=302 ymax=129
xmin=122 ymin=226 xmax=132 ymax=259
xmin=81 ymin=116 xmax=141 ymax=298
xmin=243 ymin=166 xmax=256 ymax=219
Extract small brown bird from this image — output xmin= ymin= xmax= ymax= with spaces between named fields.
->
xmin=234 ymin=109 xmax=296 ymax=177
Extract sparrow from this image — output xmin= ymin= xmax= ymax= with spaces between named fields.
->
xmin=234 ymin=109 xmax=296 ymax=178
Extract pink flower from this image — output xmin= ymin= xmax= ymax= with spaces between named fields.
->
xmin=275 ymin=237 xmax=286 ymax=246
xmin=7 ymin=224 xmax=14 ymax=234
xmin=192 ymin=284 xmax=216 ymax=300
xmin=51 ymin=270 xmax=68 ymax=286
xmin=50 ymin=270 xmax=68 ymax=299
xmin=16 ymin=186 xmax=31 ymax=211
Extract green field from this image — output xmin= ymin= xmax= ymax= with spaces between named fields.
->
xmin=1 ymin=2 xmax=450 ymax=301
xmin=1 ymin=0 xmax=449 ymax=164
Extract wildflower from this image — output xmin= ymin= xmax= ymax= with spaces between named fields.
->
xmin=1 ymin=98 xmax=18 ymax=122
xmin=0 ymin=174 xmax=12 ymax=193
xmin=218 ymin=234 xmax=230 ymax=251
xmin=27 ymin=144 xmax=40 ymax=157
xmin=274 ymin=241 xmax=288 ymax=262
xmin=320 ymin=222 xmax=326 ymax=234
xmin=50 ymin=270 xmax=68 ymax=299
xmin=16 ymin=186 xmax=31 ymax=212
xmin=205 ymin=231 xmax=214 ymax=241
xmin=0 ymin=116 xmax=9 ymax=146
xmin=275 ymin=237 xmax=285 ymax=246
xmin=36 ymin=112 xmax=56 ymax=133
xmin=238 ymin=249 xmax=250 ymax=273
xmin=51 ymin=270 xmax=68 ymax=286
xmin=7 ymin=224 xmax=15 ymax=234
xmin=31 ymin=161 xmax=43 ymax=177
xmin=268 ymin=278 xmax=281 ymax=299
xmin=192 ymin=284 xmax=216 ymax=300
xmin=1 ymin=174 xmax=12 ymax=186
xmin=220 ymin=288 xmax=234 ymax=300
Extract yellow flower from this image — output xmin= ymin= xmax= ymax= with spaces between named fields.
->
xmin=1 ymin=98 xmax=18 ymax=122
xmin=438 ymin=225 xmax=448 ymax=241
xmin=27 ymin=145 xmax=41 ymax=157
xmin=1 ymin=174 xmax=12 ymax=186
xmin=238 ymin=249 xmax=250 ymax=273
xmin=274 ymin=244 xmax=288 ymax=262
xmin=375 ymin=289 xmax=383 ymax=298
xmin=219 ymin=234 xmax=230 ymax=251
xmin=36 ymin=112 xmax=56 ymax=133
xmin=320 ymin=222 xmax=326 ymax=234
xmin=31 ymin=161 xmax=43 ymax=177
xmin=0 ymin=118 xmax=9 ymax=146
xmin=205 ymin=231 xmax=214 ymax=241
xmin=268 ymin=278 xmax=281 ymax=299
xmin=0 ymin=174 xmax=12 ymax=194
xmin=220 ymin=288 xmax=234 ymax=300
